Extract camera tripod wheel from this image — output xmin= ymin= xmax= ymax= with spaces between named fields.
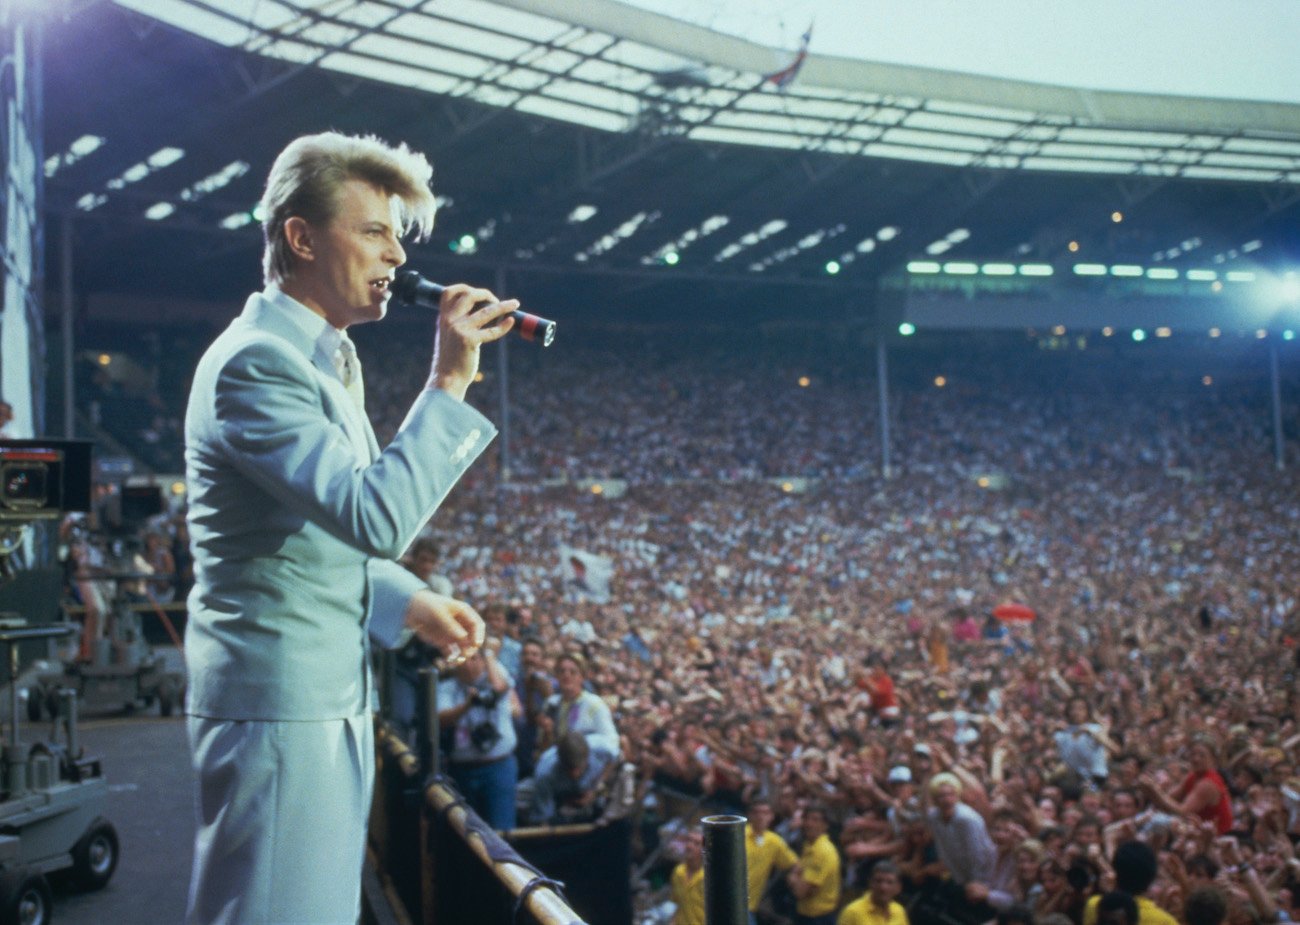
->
xmin=70 ymin=818 xmax=119 ymax=891
xmin=0 ymin=869 xmax=52 ymax=925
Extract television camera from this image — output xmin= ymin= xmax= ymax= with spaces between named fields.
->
xmin=0 ymin=440 xmax=120 ymax=923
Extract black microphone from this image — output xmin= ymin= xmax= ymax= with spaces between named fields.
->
xmin=390 ymin=270 xmax=556 ymax=347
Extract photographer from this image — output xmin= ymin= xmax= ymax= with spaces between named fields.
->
xmin=437 ymin=639 xmax=522 ymax=829
xmin=528 ymin=731 xmax=617 ymax=826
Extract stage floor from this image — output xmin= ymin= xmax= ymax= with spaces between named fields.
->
xmin=50 ymin=713 xmax=194 ymax=925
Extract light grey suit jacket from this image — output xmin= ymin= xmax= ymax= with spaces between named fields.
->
xmin=183 ymin=287 xmax=495 ymax=721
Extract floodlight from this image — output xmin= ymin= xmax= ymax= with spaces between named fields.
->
xmin=1073 ymin=264 xmax=1107 ymax=276
xmin=824 ymin=260 xmax=840 ymax=274
xmin=147 ymin=147 xmax=185 ymax=168
xmin=1132 ymin=329 xmax=1146 ymax=341
xmin=898 ymin=322 xmax=916 ymax=336
xmin=907 ymin=261 xmax=940 ymax=274
xmin=69 ymin=135 xmax=104 ymax=157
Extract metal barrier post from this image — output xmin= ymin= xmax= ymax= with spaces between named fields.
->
xmin=703 ymin=814 xmax=748 ymax=925
xmin=417 ymin=665 xmax=439 ymax=778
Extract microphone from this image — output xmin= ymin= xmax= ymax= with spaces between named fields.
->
xmin=390 ymin=270 xmax=556 ymax=347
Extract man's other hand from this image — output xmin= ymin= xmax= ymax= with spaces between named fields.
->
xmin=404 ymin=589 xmax=485 ymax=657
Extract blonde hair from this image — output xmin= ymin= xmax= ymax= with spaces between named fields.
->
xmin=260 ymin=132 xmax=436 ymax=284
xmin=928 ymin=772 xmax=962 ymax=795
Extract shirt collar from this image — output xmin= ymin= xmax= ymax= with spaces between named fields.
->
xmin=264 ymin=283 xmax=352 ymax=361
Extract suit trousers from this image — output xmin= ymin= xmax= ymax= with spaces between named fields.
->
xmin=186 ymin=714 xmax=374 ymax=925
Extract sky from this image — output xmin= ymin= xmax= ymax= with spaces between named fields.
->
xmin=626 ymin=0 xmax=1300 ymax=104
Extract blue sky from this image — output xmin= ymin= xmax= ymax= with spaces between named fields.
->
xmin=627 ymin=0 xmax=1300 ymax=103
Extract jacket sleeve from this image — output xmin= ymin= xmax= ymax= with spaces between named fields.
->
xmin=367 ymin=558 xmax=428 ymax=649
xmin=213 ymin=338 xmax=495 ymax=560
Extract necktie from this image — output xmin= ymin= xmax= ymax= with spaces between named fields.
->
xmin=335 ymin=337 xmax=366 ymax=416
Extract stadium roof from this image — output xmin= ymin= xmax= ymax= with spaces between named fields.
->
xmin=40 ymin=0 xmax=1300 ymax=325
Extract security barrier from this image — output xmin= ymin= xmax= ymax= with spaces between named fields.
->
xmin=370 ymin=722 xmax=596 ymax=925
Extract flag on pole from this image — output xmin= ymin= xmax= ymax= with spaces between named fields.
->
xmin=765 ymin=23 xmax=813 ymax=91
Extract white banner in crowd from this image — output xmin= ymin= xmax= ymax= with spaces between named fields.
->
xmin=559 ymin=547 xmax=613 ymax=603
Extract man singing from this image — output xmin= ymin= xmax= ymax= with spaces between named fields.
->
xmin=183 ymin=131 xmax=516 ymax=924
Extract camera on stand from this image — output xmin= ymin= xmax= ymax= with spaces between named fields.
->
xmin=0 ymin=439 xmax=93 ymax=525
xmin=0 ymin=439 xmax=121 ymax=914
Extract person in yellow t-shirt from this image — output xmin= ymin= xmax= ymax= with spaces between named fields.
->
xmin=838 ymin=862 xmax=909 ymax=925
xmin=788 ymin=805 xmax=842 ymax=925
xmin=746 ymin=798 xmax=799 ymax=924
xmin=671 ymin=828 xmax=706 ymax=925
xmin=1081 ymin=842 xmax=1178 ymax=925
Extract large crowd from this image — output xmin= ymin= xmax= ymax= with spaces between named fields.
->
xmin=75 ymin=320 xmax=1300 ymax=925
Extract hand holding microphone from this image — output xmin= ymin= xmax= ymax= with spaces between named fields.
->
xmin=391 ymin=270 xmax=556 ymax=347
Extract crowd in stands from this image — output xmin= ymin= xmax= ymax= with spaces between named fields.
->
xmin=73 ymin=319 xmax=1300 ymax=925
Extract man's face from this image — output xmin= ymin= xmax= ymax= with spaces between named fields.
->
xmin=683 ymin=831 xmax=703 ymax=867
xmin=934 ymin=783 xmax=960 ymax=819
xmin=412 ymin=550 xmax=437 ymax=578
xmin=1015 ymin=850 xmax=1040 ymax=883
xmin=522 ymin=642 xmax=544 ymax=670
xmin=1111 ymin=791 xmax=1138 ymax=819
xmin=485 ymin=609 xmax=507 ymax=638
xmin=802 ymin=810 xmax=827 ymax=840
xmin=454 ymin=652 xmax=486 ymax=683
xmin=870 ymin=871 xmax=901 ymax=905
xmin=750 ymin=803 xmax=774 ymax=833
xmin=301 ymin=178 xmax=406 ymax=329
xmin=556 ymin=658 xmax=584 ymax=699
